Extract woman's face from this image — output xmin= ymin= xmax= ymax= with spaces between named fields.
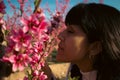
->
xmin=57 ymin=25 xmax=90 ymax=64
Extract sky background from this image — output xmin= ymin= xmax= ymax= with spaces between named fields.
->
xmin=40 ymin=0 xmax=120 ymax=10
xmin=3 ymin=0 xmax=120 ymax=18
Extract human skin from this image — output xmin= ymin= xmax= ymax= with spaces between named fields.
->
xmin=57 ymin=25 xmax=94 ymax=72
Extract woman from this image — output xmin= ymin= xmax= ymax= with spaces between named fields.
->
xmin=55 ymin=3 xmax=120 ymax=80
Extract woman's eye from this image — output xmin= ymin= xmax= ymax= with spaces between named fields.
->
xmin=67 ymin=30 xmax=74 ymax=33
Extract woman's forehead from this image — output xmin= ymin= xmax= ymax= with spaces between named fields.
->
xmin=67 ymin=25 xmax=83 ymax=31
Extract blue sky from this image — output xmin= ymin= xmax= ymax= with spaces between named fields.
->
xmin=3 ymin=0 xmax=120 ymax=18
xmin=40 ymin=0 xmax=120 ymax=10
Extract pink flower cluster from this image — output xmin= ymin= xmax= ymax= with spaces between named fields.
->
xmin=3 ymin=11 xmax=50 ymax=79
xmin=1 ymin=0 xmax=70 ymax=80
xmin=2 ymin=11 xmax=49 ymax=79
xmin=1 ymin=0 xmax=51 ymax=80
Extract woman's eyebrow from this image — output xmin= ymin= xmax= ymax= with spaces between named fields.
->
xmin=69 ymin=25 xmax=78 ymax=30
xmin=67 ymin=25 xmax=74 ymax=30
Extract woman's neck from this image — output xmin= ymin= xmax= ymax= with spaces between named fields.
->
xmin=76 ymin=58 xmax=94 ymax=72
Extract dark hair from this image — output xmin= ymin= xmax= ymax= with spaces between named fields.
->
xmin=66 ymin=3 xmax=120 ymax=80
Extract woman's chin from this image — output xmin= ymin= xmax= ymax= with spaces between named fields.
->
xmin=56 ymin=50 xmax=69 ymax=62
xmin=56 ymin=54 xmax=68 ymax=62
xmin=56 ymin=53 xmax=64 ymax=61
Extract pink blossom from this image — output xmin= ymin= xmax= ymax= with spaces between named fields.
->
xmin=3 ymin=54 xmax=32 ymax=72
xmin=32 ymin=71 xmax=47 ymax=80
xmin=23 ymin=76 xmax=28 ymax=80
xmin=21 ymin=15 xmax=40 ymax=33
xmin=33 ymin=42 xmax=43 ymax=53
xmin=30 ymin=53 xmax=41 ymax=70
xmin=0 ymin=19 xmax=4 ymax=24
xmin=33 ymin=70 xmax=39 ymax=76
xmin=10 ymin=29 xmax=31 ymax=51
xmin=38 ymin=72 xmax=47 ymax=80
xmin=17 ymin=0 xmax=28 ymax=4
xmin=39 ymin=20 xmax=50 ymax=30
xmin=35 ymin=9 xmax=46 ymax=22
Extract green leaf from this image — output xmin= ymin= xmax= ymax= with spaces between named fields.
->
xmin=68 ymin=72 xmax=80 ymax=80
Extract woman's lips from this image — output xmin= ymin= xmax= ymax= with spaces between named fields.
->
xmin=58 ymin=43 xmax=64 ymax=49
xmin=58 ymin=43 xmax=64 ymax=52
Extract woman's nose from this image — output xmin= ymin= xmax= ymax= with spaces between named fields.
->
xmin=58 ymin=31 xmax=65 ymax=41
